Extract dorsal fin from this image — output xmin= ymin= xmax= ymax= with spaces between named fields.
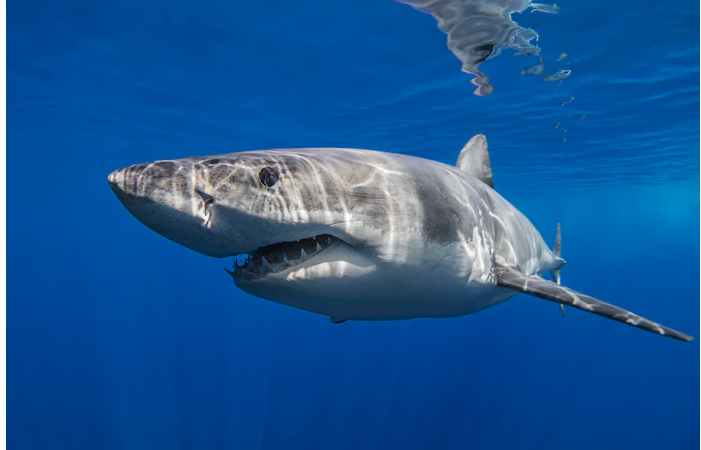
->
xmin=456 ymin=134 xmax=494 ymax=188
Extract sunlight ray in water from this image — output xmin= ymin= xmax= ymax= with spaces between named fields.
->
xmin=396 ymin=0 xmax=565 ymax=95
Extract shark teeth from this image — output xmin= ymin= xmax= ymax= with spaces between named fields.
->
xmin=228 ymin=234 xmax=341 ymax=281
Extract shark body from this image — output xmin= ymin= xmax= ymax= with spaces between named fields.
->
xmin=108 ymin=135 xmax=692 ymax=341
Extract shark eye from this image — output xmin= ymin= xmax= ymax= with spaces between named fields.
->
xmin=259 ymin=167 xmax=279 ymax=188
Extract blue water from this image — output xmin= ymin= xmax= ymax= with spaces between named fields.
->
xmin=8 ymin=1 xmax=699 ymax=449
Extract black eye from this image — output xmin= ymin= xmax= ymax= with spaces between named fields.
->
xmin=259 ymin=167 xmax=279 ymax=187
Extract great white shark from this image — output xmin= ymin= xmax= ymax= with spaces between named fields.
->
xmin=108 ymin=135 xmax=692 ymax=341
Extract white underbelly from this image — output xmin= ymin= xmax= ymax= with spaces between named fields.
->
xmin=238 ymin=265 xmax=516 ymax=321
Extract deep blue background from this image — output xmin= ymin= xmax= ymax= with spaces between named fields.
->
xmin=8 ymin=1 xmax=700 ymax=449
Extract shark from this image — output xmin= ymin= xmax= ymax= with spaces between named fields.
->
xmin=108 ymin=134 xmax=692 ymax=341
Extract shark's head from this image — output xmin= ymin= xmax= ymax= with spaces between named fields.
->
xmin=108 ymin=150 xmax=385 ymax=300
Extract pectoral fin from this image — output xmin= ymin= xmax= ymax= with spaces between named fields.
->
xmin=496 ymin=265 xmax=693 ymax=342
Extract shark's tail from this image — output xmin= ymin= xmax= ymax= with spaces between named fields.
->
xmin=549 ymin=222 xmax=566 ymax=316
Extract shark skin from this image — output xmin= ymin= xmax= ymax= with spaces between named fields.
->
xmin=108 ymin=135 xmax=693 ymax=341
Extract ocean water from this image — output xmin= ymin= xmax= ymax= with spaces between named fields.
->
xmin=7 ymin=0 xmax=699 ymax=449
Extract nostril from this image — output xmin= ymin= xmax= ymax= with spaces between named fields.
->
xmin=196 ymin=190 xmax=214 ymax=228
xmin=197 ymin=190 xmax=214 ymax=207
xmin=203 ymin=195 xmax=214 ymax=213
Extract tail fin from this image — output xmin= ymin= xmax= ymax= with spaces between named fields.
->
xmin=549 ymin=222 xmax=566 ymax=316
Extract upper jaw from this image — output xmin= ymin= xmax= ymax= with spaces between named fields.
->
xmin=226 ymin=234 xmax=343 ymax=282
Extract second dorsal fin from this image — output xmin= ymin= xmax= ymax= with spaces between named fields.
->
xmin=456 ymin=134 xmax=494 ymax=188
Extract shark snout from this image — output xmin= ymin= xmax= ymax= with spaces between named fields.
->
xmin=108 ymin=161 xmax=177 ymax=201
xmin=108 ymin=164 xmax=144 ymax=196
xmin=108 ymin=161 xmax=241 ymax=258
xmin=108 ymin=165 xmax=155 ymax=216
xmin=107 ymin=166 xmax=136 ymax=208
xmin=107 ymin=168 xmax=121 ymax=190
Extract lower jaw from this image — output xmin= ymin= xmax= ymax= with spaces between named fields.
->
xmin=233 ymin=243 xmax=377 ymax=287
xmin=230 ymin=237 xmax=343 ymax=283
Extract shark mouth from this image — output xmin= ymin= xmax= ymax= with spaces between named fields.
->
xmin=227 ymin=234 xmax=341 ymax=281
